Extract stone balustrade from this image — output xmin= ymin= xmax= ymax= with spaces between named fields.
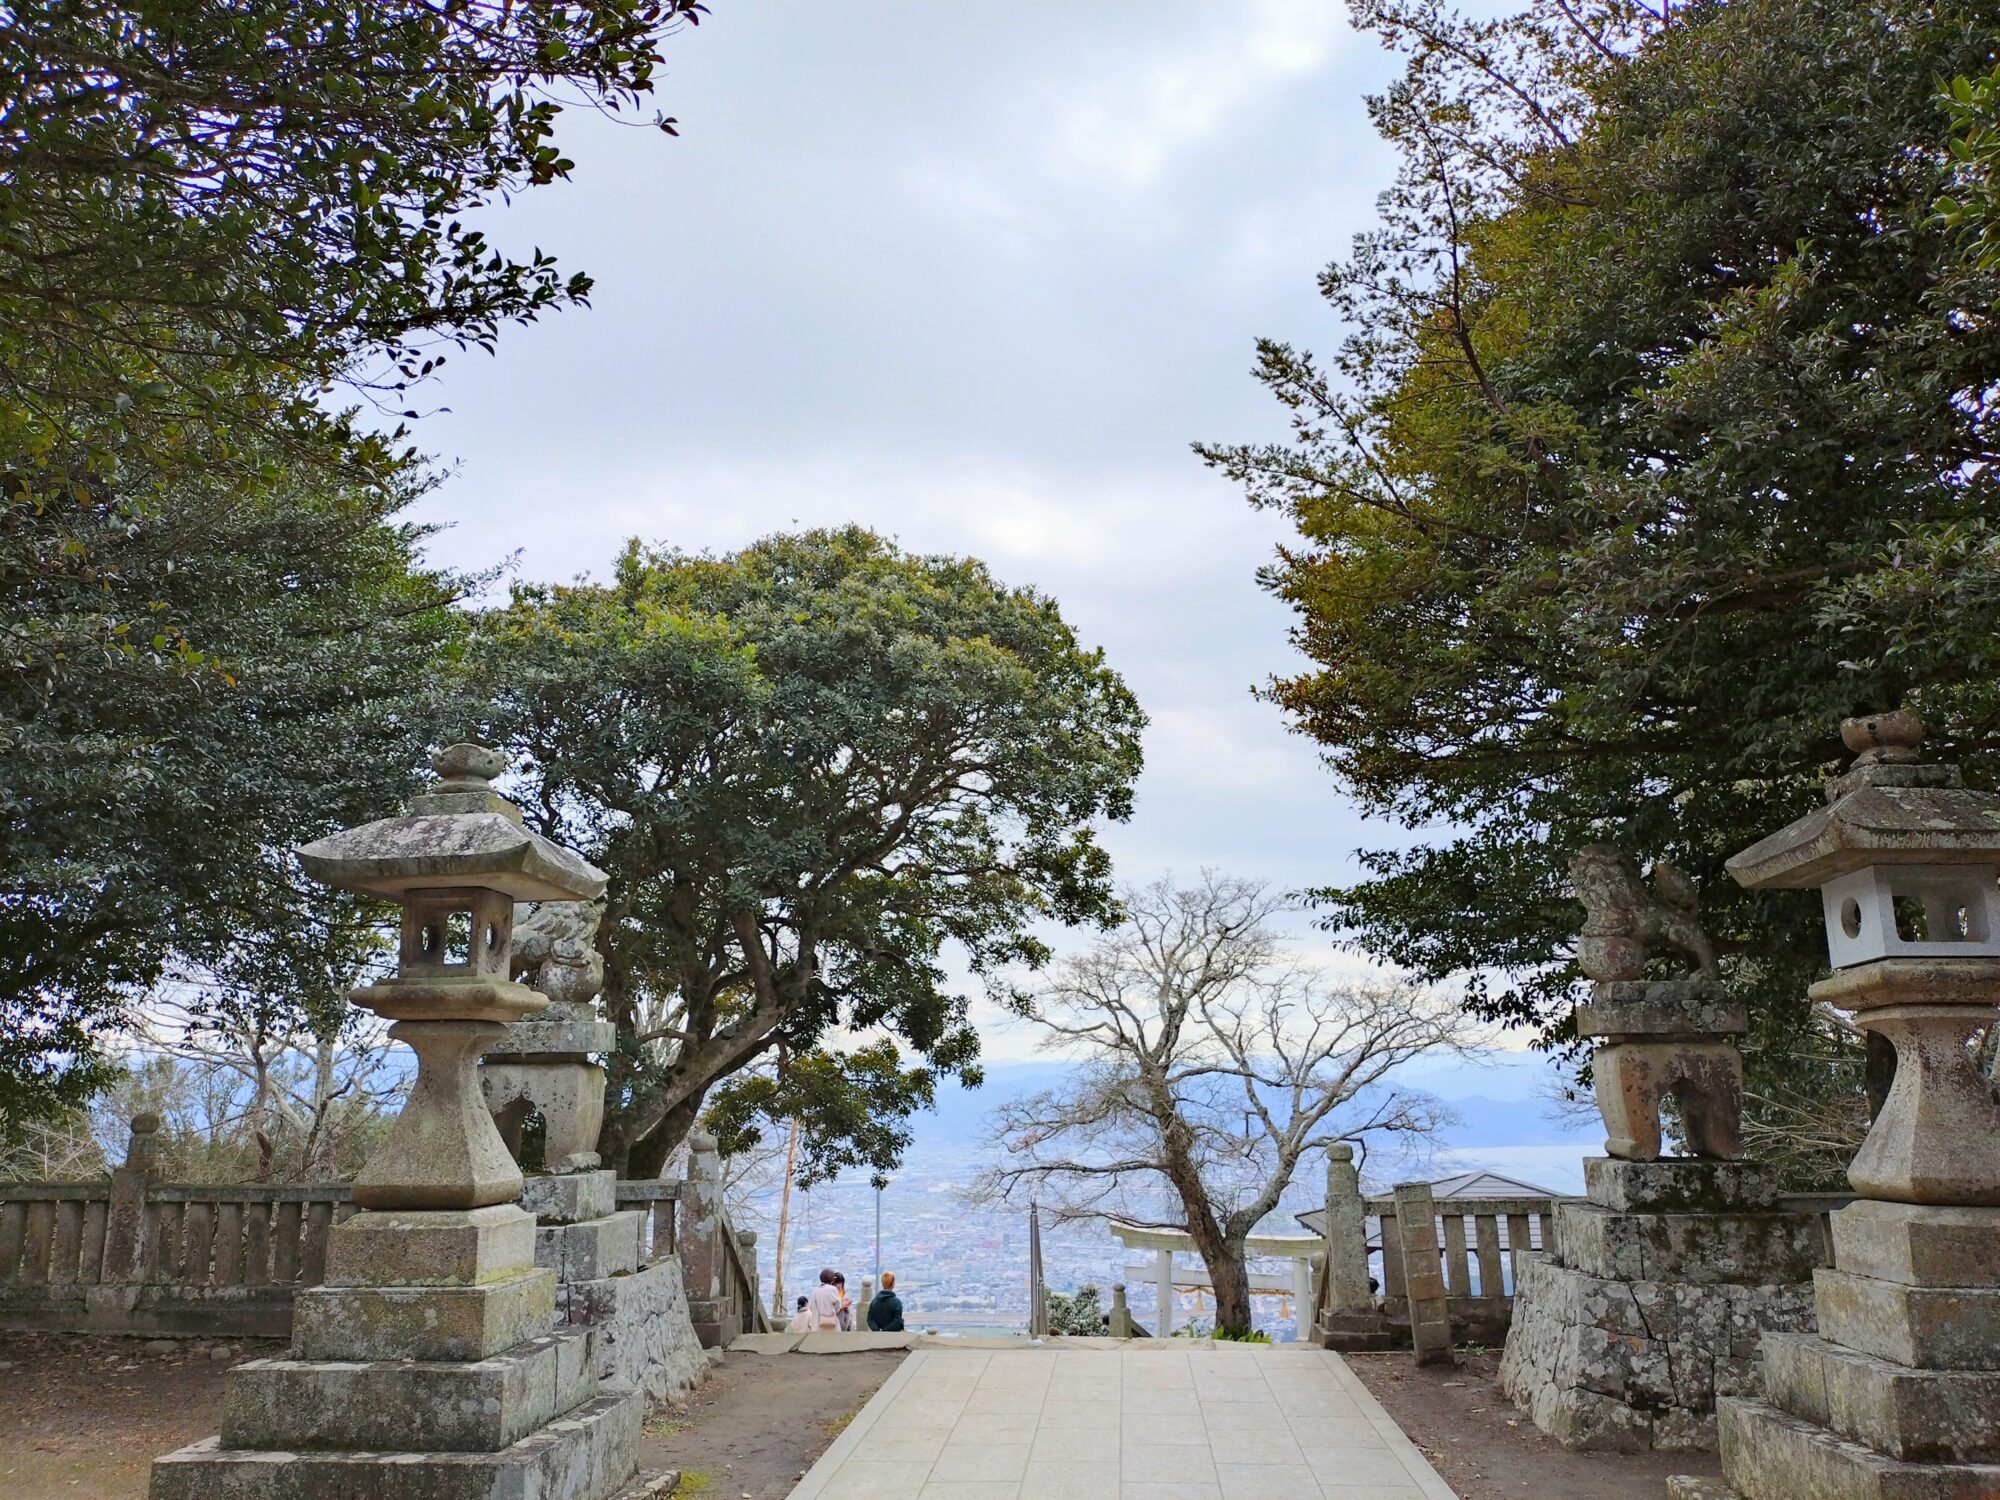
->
xmin=0 ymin=1115 xmax=770 ymax=1344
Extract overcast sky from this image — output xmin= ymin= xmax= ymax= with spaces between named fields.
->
xmin=410 ymin=2 xmax=1428 ymax=1027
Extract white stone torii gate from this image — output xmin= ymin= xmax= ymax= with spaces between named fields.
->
xmin=1109 ymin=1222 xmax=1321 ymax=1335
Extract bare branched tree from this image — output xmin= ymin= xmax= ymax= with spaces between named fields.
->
xmin=975 ymin=873 xmax=1477 ymax=1335
xmin=113 ymin=979 xmax=401 ymax=1183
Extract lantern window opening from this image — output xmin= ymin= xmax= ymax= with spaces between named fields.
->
xmin=442 ymin=910 xmax=473 ymax=966
xmin=1820 ymin=864 xmax=2000 ymax=969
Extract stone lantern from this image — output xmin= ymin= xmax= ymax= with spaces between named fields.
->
xmin=295 ymin=741 xmax=608 ymax=1212
xmin=1724 ymin=710 xmax=2000 ymax=1207
xmin=151 ymin=745 xmax=668 ymax=1500
xmin=1684 ymin=712 xmax=2000 ymax=1499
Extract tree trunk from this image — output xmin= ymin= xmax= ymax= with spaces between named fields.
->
xmin=1195 ymin=1232 xmax=1254 ymax=1336
xmin=625 ymin=1093 xmax=703 ymax=1179
xmin=1152 ymin=1088 xmax=1258 ymax=1334
xmin=771 ymin=1111 xmax=800 ymax=1319
xmin=250 ymin=1048 xmax=275 ymax=1183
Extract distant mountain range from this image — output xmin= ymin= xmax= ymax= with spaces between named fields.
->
xmin=744 ymin=1048 xmax=1601 ymax=1335
xmin=914 ymin=1050 xmax=1600 ymax=1194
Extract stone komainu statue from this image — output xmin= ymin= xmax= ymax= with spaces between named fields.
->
xmin=1569 ymin=842 xmax=1717 ymax=983
xmin=512 ymin=896 xmax=607 ymax=1007
xmin=1571 ymin=842 xmax=1742 ymax=1162
xmin=483 ymin=897 xmax=613 ymax=1174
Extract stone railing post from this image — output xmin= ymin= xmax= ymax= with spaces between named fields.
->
xmin=104 ymin=1113 xmax=159 ymax=1281
xmin=678 ymin=1130 xmax=725 ymax=1345
xmin=1393 ymin=1180 xmax=1455 ymax=1367
xmin=738 ymin=1229 xmax=760 ymax=1331
xmin=1322 ymin=1143 xmax=1372 ymax=1317
xmin=1108 ymin=1282 xmax=1134 ymax=1338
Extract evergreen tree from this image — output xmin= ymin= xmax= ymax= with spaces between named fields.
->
xmin=1202 ymin=0 xmax=2000 ymax=1180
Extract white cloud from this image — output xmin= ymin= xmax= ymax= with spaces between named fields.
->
xmin=430 ymin=446 xmax=1255 ymax=593
xmin=1142 ymin=703 xmax=1311 ymax=795
xmin=1044 ymin=0 xmax=1353 ymax=187
xmin=901 ymin=159 xmax=1050 ymax=255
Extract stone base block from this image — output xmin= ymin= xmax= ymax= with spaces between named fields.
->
xmin=1586 ymin=1157 xmax=1780 ymax=1214
xmin=324 ymin=1205 xmax=536 ymax=1288
xmin=220 ymin=1331 xmax=597 ymax=1454
xmin=1315 ymin=1310 xmax=1402 ymax=1352
xmin=485 ymin=1003 xmax=617 ymax=1059
xmin=1581 ymin=978 xmax=1747 ymax=1037
xmin=559 ymin=1256 xmax=708 ymax=1406
xmin=1719 ymin=1397 xmax=2000 ymax=1500
xmin=1499 ymin=1250 xmax=1816 ymax=1452
xmin=1832 ymin=1201 xmax=2000 ymax=1288
xmin=292 ymin=1269 xmax=555 ymax=1362
xmin=1763 ymin=1330 xmax=2000 ymax=1464
xmin=1557 ymin=1200 xmax=1825 ymax=1285
xmin=521 ymin=1170 xmax=617 ymax=1226
xmin=1816 ymin=1268 xmax=2000 ymax=1370
xmin=536 ymin=1212 xmax=642 ymax=1282
xmin=152 ymin=1387 xmax=641 ymax=1500
xmin=1667 ymin=1480 xmax=1741 ymax=1500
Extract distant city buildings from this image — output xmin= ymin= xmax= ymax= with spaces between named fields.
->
xmin=737 ymin=1139 xmax=1306 ymax=1339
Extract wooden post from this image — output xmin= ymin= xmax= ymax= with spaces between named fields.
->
xmin=769 ymin=1112 xmax=799 ymax=1320
xmin=1392 ymin=1181 xmax=1454 ymax=1367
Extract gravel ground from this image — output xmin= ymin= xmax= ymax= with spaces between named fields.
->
xmin=0 ymin=1331 xmax=903 ymax=1500
xmin=1345 ymin=1347 xmax=1726 ymax=1500
xmin=641 ymin=1349 xmax=907 ymax=1498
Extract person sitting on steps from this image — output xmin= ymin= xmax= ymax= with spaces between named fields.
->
xmin=808 ymin=1268 xmax=843 ymax=1331
xmin=867 ymin=1270 xmax=905 ymax=1332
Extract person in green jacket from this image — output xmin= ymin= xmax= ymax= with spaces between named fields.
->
xmin=867 ymin=1270 xmax=905 ymax=1332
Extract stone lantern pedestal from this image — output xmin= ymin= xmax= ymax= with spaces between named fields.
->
xmin=1673 ymin=714 xmax=2000 ymax=1499
xmin=1501 ymin=972 xmax=1825 ymax=1450
xmin=150 ymin=745 xmax=669 ymax=1500
xmin=478 ymin=901 xmax=706 ymax=1404
xmin=1691 ymin=960 xmax=2000 ymax=1497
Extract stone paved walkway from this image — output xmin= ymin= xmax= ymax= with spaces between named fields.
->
xmin=785 ymin=1340 xmax=1458 ymax=1500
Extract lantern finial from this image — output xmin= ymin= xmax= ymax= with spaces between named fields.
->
xmin=431 ymin=741 xmax=506 ymax=787
xmin=1840 ymin=708 xmax=1923 ymax=766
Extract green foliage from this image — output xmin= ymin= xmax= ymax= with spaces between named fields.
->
xmin=702 ymin=1044 xmax=940 ymax=1185
xmin=1202 ymin=0 xmax=2000 ymax=1181
xmin=1044 ymin=1283 xmax=1105 ymax=1336
xmin=0 ymin=0 xmax=707 ymax=488
xmin=478 ymin=527 xmax=1145 ymax=1178
xmin=0 ymin=438 xmax=479 ymax=1129
xmin=1939 ymin=64 xmax=2000 ymax=271
xmin=2 ymin=0 xmax=713 ymax=1130
xmin=1210 ymin=1325 xmax=1271 ymax=1344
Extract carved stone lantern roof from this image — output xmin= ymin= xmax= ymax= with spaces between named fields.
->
xmin=298 ymin=743 xmax=606 ymax=903
xmin=1726 ymin=710 xmax=2000 ymax=891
